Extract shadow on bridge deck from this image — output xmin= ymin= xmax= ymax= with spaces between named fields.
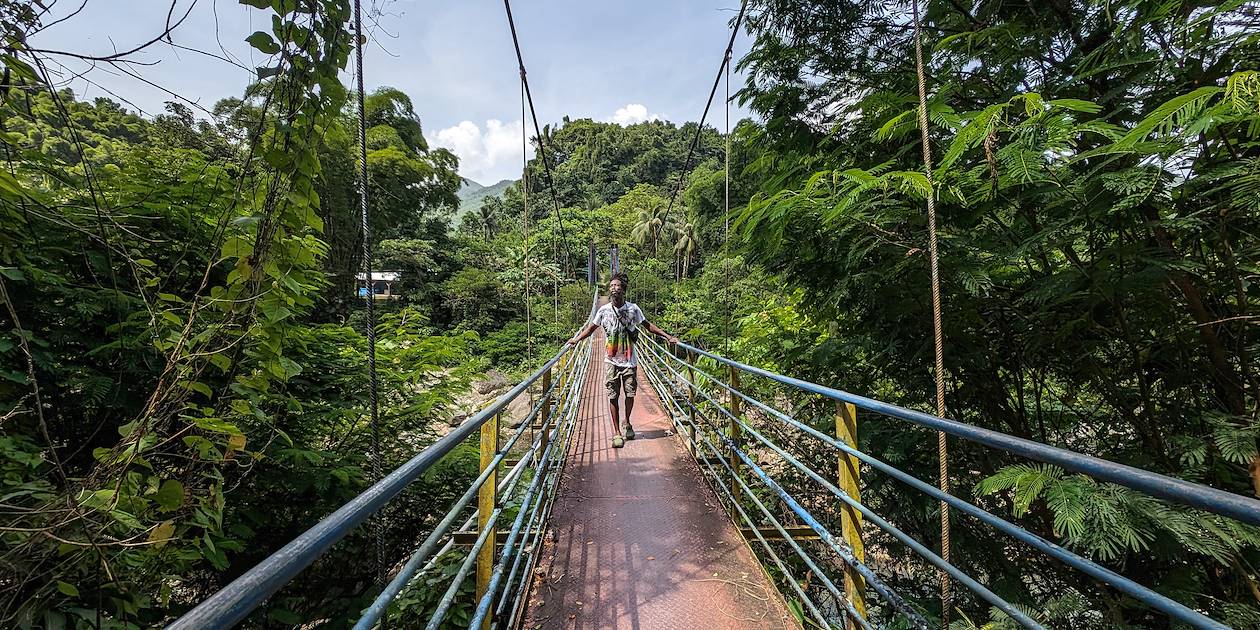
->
xmin=522 ymin=335 xmax=796 ymax=630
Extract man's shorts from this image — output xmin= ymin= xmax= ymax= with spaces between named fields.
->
xmin=605 ymin=364 xmax=638 ymax=400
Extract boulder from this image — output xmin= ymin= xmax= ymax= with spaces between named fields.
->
xmin=474 ymin=370 xmax=510 ymax=395
xmin=505 ymin=393 xmax=533 ymax=428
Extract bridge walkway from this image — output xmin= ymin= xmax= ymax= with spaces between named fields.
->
xmin=521 ymin=333 xmax=795 ymax=629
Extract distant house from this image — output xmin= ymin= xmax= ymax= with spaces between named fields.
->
xmin=356 ymin=271 xmax=401 ymax=300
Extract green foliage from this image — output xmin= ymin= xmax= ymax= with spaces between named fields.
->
xmin=520 ymin=117 xmax=723 ymax=211
xmin=729 ymin=0 xmax=1260 ymax=623
xmin=0 ymin=2 xmax=493 ymax=626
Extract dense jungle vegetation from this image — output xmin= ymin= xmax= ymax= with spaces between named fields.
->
xmin=2 ymin=0 xmax=1259 ymax=628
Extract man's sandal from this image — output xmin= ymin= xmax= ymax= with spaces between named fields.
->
xmin=624 ymin=425 xmax=635 ymax=440
xmin=612 ymin=436 xmax=625 ymax=448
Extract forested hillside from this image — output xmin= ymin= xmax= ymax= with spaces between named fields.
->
xmin=2 ymin=0 xmax=1259 ymax=628
xmin=456 ymin=178 xmax=517 ymax=220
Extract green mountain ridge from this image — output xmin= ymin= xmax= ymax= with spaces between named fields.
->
xmin=457 ymin=177 xmax=516 ymax=219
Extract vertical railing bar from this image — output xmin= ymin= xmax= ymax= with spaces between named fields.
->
xmin=474 ymin=411 xmax=500 ymax=630
xmin=727 ymin=364 xmax=742 ymax=507
xmin=836 ymin=400 xmax=867 ymax=627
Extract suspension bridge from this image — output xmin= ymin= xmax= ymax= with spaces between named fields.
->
xmin=160 ymin=274 xmax=1260 ymax=630
xmin=145 ymin=0 xmax=1260 ymax=626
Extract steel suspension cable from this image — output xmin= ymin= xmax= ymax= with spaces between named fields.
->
xmin=661 ymin=0 xmax=748 ymax=226
xmin=501 ymin=0 xmax=577 ymax=278
xmin=352 ymin=0 xmax=385 ymax=585
xmin=724 ymin=49 xmax=731 ymax=243
xmin=522 ymin=73 xmax=533 ymax=367
xmin=722 ymin=48 xmax=733 ymax=352
xmin=908 ymin=0 xmax=952 ymax=622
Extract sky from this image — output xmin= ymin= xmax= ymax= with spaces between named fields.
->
xmin=29 ymin=0 xmax=756 ymax=185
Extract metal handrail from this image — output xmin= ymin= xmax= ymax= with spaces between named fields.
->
xmin=638 ymin=350 xmax=868 ymax=630
xmin=676 ymin=340 xmax=1260 ymax=527
xmin=353 ymin=365 xmax=568 ymax=628
xmin=643 ymin=335 xmax=1239 ymax=629
xmin=649 ymin=337 xmax=1225 ymax=628
xmin=425 ymin=342 xmax=590 ymax=629
xmin=170 ymin=294 xmax=602 ymax=629
xmin=470 ymin=343 xmax=590 ymax=626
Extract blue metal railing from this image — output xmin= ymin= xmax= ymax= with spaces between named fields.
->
xmin=170 ymin=296 xmax=600 ymax=629
xmin=636 ymin=334 xmax=1260 ymax=629
xmin=172 ymin=289 xmax=1260 ymax=629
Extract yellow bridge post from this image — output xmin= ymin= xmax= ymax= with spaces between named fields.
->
xmin=475 ymin=411 xmax=499 ymax=630
xmin=727 ymin=366 xmax=742 ymax=506
xmin=836 ymin=400 xmax=866 ymax=626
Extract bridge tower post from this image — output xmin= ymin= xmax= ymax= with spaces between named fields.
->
xmin=476 ymin=412 xmax=499 ymax=630
xmin=836 ymin=401 xmax=866 ymax=626
xmin=727 ymin=366 xmax=742 ymax=506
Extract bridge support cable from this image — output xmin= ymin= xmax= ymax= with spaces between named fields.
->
xmin=906 ymin=0 xmax=954 ymax=619
xmin=639 ymin=351 xmax=865 ymax=630
xmin=641 ymin=341 xmax=1040 ymax=628
xmin=661 ymin=0 xmax=749 ymax=225
xmin=521 ymin=74 xmax=533 ymax=368
xmin=647 ymin=337 xmax=1250 ymax=629
xmin=168 ymin=325 xmax=588 ymax=628
xmin=350 ymin=0 xmax=385 ymax=585
xmin=501 ymin=0 xmax=576 ymax=279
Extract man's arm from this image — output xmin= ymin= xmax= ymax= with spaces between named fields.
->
xmin=642 ymin=319 xmax=679 ymax=345
xmin=567 ymin=322 xmax=599 ymax=346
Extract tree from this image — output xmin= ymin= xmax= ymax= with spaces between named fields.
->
xmin=674 ymin=221 xmax=698 ymax=279
xmin=631 ymin=201 xmax=674 ymax=256
xmin=733 ymin=0 xmax=1260 ymax=624
xmin=477 ymin=196 xmax=502 ymax=242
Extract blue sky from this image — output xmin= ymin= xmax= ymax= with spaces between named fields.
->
xmin=30 ymin=0 xmax=755 ymax=184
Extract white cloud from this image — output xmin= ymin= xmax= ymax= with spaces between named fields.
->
xmin=432 ymin=104 xmax=667 ymax=182
xmin=608 ymin=103 xmax=664 ymax=126
xmin=430 ymin=119 xmax=530 ymax=185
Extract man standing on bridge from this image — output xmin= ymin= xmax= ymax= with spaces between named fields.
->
xmin=568 ymin=272 xmax=678 ymax=448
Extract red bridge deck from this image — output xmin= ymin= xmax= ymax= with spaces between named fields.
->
xmin=522 ymin=337 xmax=796 ymax=629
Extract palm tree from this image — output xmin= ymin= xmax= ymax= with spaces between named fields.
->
xmin=630 ymin=208 xmax=658 ymax=255
xmin=631 ymin=202 xmax=672 ymax=256
xmin=674 ymin=222 xmax=699 ymax=279
xmin=478 ymin=197 xmax=500 ymax=242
